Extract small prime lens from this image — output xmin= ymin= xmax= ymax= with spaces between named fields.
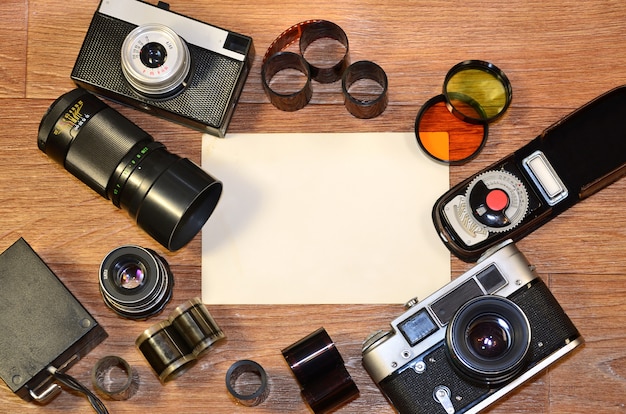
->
xmin=121 ymin=24 xmax=191 ymax=98
xmin=446 ymin=296 xmax=531 ymax=385
xmin=100 ymin=245 xmax=173 ymax=320
xmin=37 ymin=88 xmax=222 ymax=251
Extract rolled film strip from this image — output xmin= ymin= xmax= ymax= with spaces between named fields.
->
xmin=342 ymin=60 xmax=389 ymax=119
xmin=262 ymin=20 xmax=387 ymax=118
xmin=415 ymin=60 xmax=512 ymax=164
xmin=225 ymin=360 xmax=270 ymax=407
xmin=136 ymin=298 xmax=225 ymax=382
xmin=281 ymin=328 xmax=359 ymax=414
xmin=261 ymin=51 xmax=312 ymax=111
xmin=91 ymin=355 xmax=139 ymax=401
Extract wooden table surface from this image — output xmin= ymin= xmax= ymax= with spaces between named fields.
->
xmin=1 ymin=0 xmax=625 ymax=412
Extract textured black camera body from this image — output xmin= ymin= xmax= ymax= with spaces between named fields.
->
xmin=362 ymin=242 xmax=582 ymax=414
xmin=71 ymin=0 xmax=254 ymax=137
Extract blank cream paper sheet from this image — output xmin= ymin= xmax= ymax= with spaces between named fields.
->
xmin=201 ymin=132 xmax=450 ymax=304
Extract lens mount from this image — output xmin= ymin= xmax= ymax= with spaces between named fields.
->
xmin=99 ymin=245 xmax=173 ymax=320
xmin=446 ymin=295 xmax=531 ymax=385
xmin=121 ymin=24 xmax=191 ymax=99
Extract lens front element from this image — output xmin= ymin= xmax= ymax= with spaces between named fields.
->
xmin=117 ymin=261 xmax=146 ymax=290
xmin=446 ymin=296 xmax=531 ymax=385
xmin=466 ymin=314 xmax=512 ymax=359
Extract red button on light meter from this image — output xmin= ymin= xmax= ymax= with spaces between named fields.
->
xmin=486 ymin=189 xmax=509 ymax=211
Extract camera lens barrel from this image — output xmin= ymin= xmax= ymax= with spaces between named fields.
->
xmin=120 ymin=24 xmax=192 ymax=99
xmin=446 ymin=295 xmax=531 ymax=385
xmin=38 ymin=88 xmax=223 ymax=251
xmin=99 ymin=245 xmax=173 ymax=320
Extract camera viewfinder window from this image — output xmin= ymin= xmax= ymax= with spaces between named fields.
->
xmin=476 ymin=265 xmax=507 ymax=294
xmin=398 ymin=309 xmax=438 ymax=347
xmin=431 ymin=279 xmax=483 ymax=325
xmin=224 ymin=33 xmax=249 ymax=55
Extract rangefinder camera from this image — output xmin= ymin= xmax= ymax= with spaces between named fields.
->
xmin=71 ymin=0 xmax=254 ymax=137
xmin=362 ymin=241 xmax=582 ymax=414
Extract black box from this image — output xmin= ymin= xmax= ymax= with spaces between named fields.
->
xmin=0 ymin=238 xmax=107 ymax=403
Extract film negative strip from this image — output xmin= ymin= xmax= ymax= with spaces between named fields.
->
xmin=136 ymin=298 xmax=225 ymax=382
xmin=262 ymin=20 xmax=388 ymax=118
xmin=225 ymin=360 xmax=270 ymax=407
xmin=91 ymin=356 xmax=139 ymax=401
xmin=282 ymin=328 xmax=359 ymax=413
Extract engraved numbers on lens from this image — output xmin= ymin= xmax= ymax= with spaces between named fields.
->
xmin=465 ymin=170 xmax=529 ymax=233
xmin=121 ymin=24 xmax=191 ymax=98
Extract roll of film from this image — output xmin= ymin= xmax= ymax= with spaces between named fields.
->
xmin=225 ymin=360 xmax=270 ymax=407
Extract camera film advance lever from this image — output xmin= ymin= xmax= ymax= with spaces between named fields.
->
xmin=433 ymin=85 xmax=626 ymax=261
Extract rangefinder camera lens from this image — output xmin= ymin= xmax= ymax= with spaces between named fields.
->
xmin=100 ymin=245 xmax=173 ymax=320
xmin=121 ymin=24 xmax=192 ymax=99
xmin=37 ymin=88 xmax=223 ymax=251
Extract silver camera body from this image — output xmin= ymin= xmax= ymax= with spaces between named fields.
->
xmin=362 ymin=241 xmax=582 ymax=414
xmin=71 ymin=0 xmax=253 ymax=137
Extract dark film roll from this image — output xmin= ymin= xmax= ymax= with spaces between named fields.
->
xmin=261 ymin=51 xmax=313 ymax=112
xmin=91 ymin=355 xmax=139 ymax=401
xmin=342 ymin=60 xmax=388 ymax=119
xmin=225 ymin=360 xmax=270 ymax=407
xmin=136 ymin=298 xmax=225 ymax=382
xmin=299 ymin=20 xmax=350 ymax=84
xmin=169 ymin=297 xmax=225 ymax=356
xmin=136 ymin=321 xmax=196 ymax=382
xmin=281 ymin=328 xmax=359 ymax=413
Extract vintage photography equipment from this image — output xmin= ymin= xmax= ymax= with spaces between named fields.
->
xmin=362 ymin=241 xmax=582 ymax=414
xmin=71 ymin=0 xmax=254 ymax=137
xmin=282 ymin=328 xmax=360 ymax=414
xmin=225 ymin=360 xmax=270 ymax=407
xmin=136 ymin=298 xmax=225 ymax=382
xmin=0 ymin=238 xmax=108 ymax=407
xmin=262 ymin=20 xmax=388 ymax=118
xmin=91 ymin=355 xmax=139 ymax=401
xmin=415 ymin=60 xmax=512 ymax=165
xmin=432 ymin=85 xmax=626 ymax=261
xmin=99 ymin=245 xmax=173 ymax=319
xmin=38 ymin=88 xmax=223 ymax=251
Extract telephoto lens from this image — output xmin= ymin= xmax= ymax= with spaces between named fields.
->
xmin=99 ymin=245 xmax=173 ymax=320
xmin=37 ymin=88 xmax=223 ymax=251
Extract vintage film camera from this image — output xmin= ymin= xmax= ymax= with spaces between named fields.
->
xmin=362 ymin=241 xmax=582 ymax=414
xmin=71 ymin=0 xmax=254 ymax=137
